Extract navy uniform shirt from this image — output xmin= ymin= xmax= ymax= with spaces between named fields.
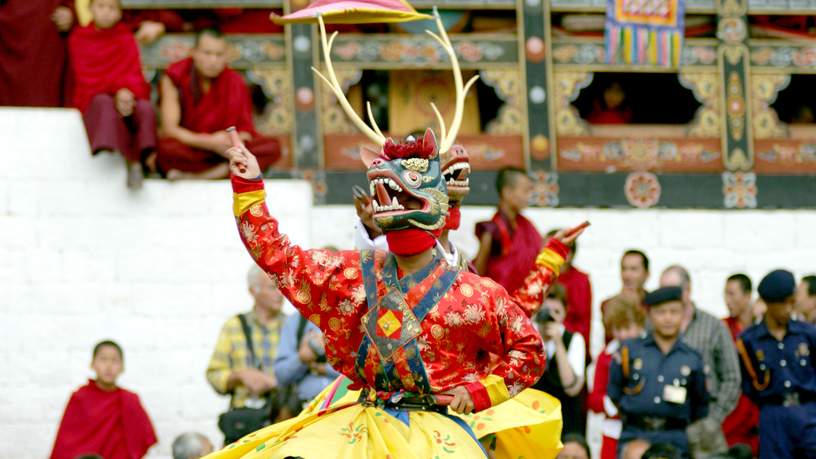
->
xmin=736 ymin=319 xmax=816 ymax=404
xmin=608 ymin=333 xmax=709 ymax=423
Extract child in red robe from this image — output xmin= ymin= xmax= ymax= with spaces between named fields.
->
xmin=50 ymin=340 xmax=157 ymax=459
xmin=68 ymin=0 xmax=156 ymax=189
xmin=155 ymin=29 xmax=281 ymax=180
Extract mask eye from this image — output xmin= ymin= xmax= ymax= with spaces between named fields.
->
xmin=402 ymin=170 xmax=421 ymax=188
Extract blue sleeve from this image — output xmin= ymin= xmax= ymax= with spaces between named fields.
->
xmin=607 ymin=349 xmax=624 ymax=406
xmin=690 ymin=356 xmax=709 ymax=422
xmin=736 ymin=337 xmax=760 ymax=402
xmin=273 ymin=313 xmax=309 ymax=387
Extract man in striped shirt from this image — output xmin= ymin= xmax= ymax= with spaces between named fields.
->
xmin=660 ymin=265 xmax=741 ymax=459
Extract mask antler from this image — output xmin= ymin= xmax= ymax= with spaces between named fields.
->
xmin=425 ymin=7 xmax=479 ymax=154
xmin=312 ymin=16 xmax=387 ymax=148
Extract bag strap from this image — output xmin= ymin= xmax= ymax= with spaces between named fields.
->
xmin=295 ymin=314 xmax=309 ymax=345
xmin=238 ymin=313 xmax=259 ymax=369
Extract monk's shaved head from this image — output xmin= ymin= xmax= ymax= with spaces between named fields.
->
xmin=192 ymin=29 xmax=228 ymax=79
xmin=195 ymin=28 xmax=225 ymax=48
xmin=89 ymin=0 xmax=122 ymax=29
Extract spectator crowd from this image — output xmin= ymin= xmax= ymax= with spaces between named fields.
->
xmin=42 ymin=165 xmax=816 ymax=459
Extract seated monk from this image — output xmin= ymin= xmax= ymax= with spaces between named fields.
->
xmin=154 ymin=29 xmax=280 ymax=180
xmin=67 ymin=0 xmax=156 ymax=189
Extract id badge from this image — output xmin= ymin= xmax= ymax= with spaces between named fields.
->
xmin=663 ymin=385 xmax=687 ymax=404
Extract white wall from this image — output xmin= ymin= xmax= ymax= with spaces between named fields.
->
xmin=2 ymin=108 xmax=815 ymax=458
xmin=0 ymin=109 xmax=312 ymax=458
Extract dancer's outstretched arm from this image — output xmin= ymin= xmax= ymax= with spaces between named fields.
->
xmin=228 ymin=146 xmax=366 ymax=327
xmin=512 ymin=223 xmax=589 ymax=317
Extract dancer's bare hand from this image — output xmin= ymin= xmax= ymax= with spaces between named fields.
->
xmin=227 ymin=145 xmax=261 ymax=179
xmin=443 ymin=386 xmax=474 ymax=414
xmin=552 ymin=221 xmax=590 ymax=246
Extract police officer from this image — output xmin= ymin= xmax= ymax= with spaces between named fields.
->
xmin=608 ymin=286 xmax=709 ymax=458
xmin=736 ymin=269 xmax=816 ymax=459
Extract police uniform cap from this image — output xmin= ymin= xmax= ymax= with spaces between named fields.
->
xmin=644 ymin=286 xmax=683 ymax=308
xmin=757 ymin=269 xmax=795 ymax=303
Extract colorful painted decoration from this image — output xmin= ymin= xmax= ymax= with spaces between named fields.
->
xmin=604 ymin=0 xmax=686 ymax=67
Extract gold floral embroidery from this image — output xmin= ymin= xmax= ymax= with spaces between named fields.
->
xmin=329 ymin=317 xmax=341 ymax=331
xmin=249 ymin=203 xmax=263 ymax=217
xmin=343 ymin=267 xmax=359 ymax=279
xmin=431 ymin=324 xmax=445 ymax=339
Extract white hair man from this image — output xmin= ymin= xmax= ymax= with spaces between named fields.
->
xmin=205 ymin=265 xmax=286 ymax=444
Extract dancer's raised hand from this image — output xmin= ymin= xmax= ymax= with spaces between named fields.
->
xmin=552 ymin=221 xmax=590 ymax=246
xmin=226 ymin=127 xmax=261 ymax=179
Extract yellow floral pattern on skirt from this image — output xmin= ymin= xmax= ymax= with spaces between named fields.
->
xmin=204 ymin=379 xmax=563 ymax=459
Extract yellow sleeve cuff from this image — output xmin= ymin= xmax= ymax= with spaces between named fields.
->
xmin=536 ymin=248 xmax=566 ymax=277
xmin=233 ymin=190 xmax=266 ymax=217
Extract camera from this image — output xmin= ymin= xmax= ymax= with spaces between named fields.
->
xmin=534 ymin=307 xmax=555 ymax=323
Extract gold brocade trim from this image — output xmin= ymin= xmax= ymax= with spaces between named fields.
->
xmin=482 ymin=374 xmax=511 ymax=406
xmin=535 ymin=248 xmax=565 ymax=277
xmin=233 ymin=190 xmax=266 ymax=217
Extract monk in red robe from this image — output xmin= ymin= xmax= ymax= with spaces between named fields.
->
xmin=68 ymin=0 xmax=156 ymax=189
xmin=473 ymin=167 xmax=542 ymax=294
xmin=154 ymin=29 xmax=280 ymax=180
xmin=0 ymin=0 xmax=73 ymax=106
xmin=722 ymin=273 xmax=760 ymax=456
xmin=50 ymin=340 xmax=157 ymax=459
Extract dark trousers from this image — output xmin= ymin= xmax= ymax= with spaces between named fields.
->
xmin=759 ymin=401 xmax=816 ymax=459
xmin=83 ymin=93 xmax=156 ymax=162
xmin=618 ymin=427 xmax=689 ymax=459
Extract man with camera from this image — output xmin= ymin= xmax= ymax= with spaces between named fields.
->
xmin=206 ymin=265 xmax=286 ymax=444
xmin=274 ymin=310 xmax=340 ymax=418
xmin=533 ymin=283 xmax=587 ymax=437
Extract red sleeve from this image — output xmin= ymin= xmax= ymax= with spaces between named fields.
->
xmin=120 ymin=391 xmax=158 ymax=459
xmin=49 ymin=392 xmax=83 ymax=459
xmin=563 ymin=270 xmax=592 ymax=349
xmin=587 ymin=351 xmax=611 ymax=413
xmin=164 ymin=59 xmax=187 ymax=87
xmin=511 ymin=238 xmax=570 ymax=317
xmin=109 ymin=32 xmax=150 ymax=100
xmin=231 ymin=176 xmax=364 ymax=326
xmin=464 ymin=281 xmax=546 ymax=412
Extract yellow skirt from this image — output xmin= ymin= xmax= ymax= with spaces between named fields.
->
xmin=205 ymin=378 xmax=563 ymax=459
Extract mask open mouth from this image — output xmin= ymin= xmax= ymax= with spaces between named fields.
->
xmin=442 ymin=158 xmax=471 ymax=191
xmin=367 ymin=171 xmax=428 ymax=216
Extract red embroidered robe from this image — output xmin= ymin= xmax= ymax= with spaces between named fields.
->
xmin=232 ymin=176 xmax=551 ymax=412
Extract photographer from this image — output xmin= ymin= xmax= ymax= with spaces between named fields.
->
xmin=533 ymin=283 xmax=586 ymax=436
xmin=274 ymin=310 xmax=340 ymax=417
xmin=206 ymin=266 xmax=285 ymax=444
